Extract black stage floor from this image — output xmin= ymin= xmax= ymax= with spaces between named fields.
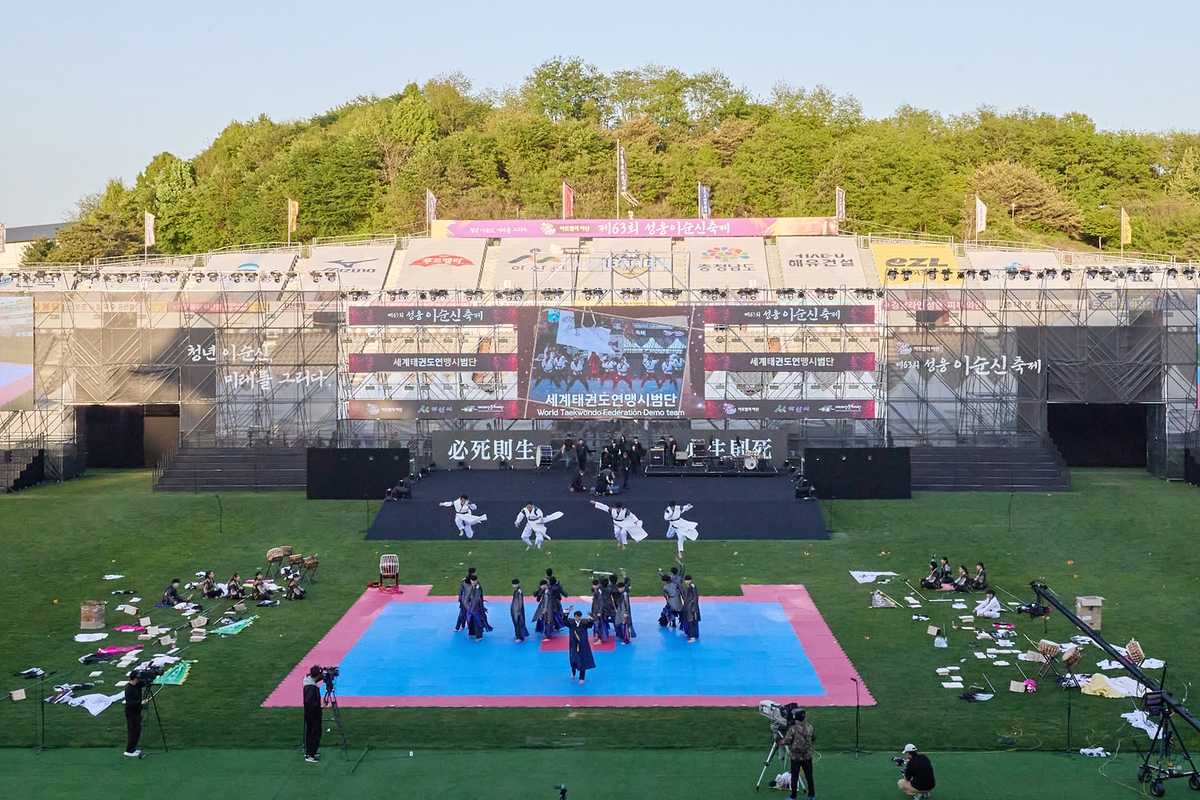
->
xmin=367 ymin=468 xmax=828 ymax=541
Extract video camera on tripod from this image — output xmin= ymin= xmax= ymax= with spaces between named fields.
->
xmin=758 ymin=700 xmax=804 ymax=737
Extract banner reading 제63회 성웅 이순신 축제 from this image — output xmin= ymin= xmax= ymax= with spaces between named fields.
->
xmin=0 ymin=296 xmax=34 ymax=411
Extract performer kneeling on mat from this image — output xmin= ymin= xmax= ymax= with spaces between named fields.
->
xmin=681 ymin=574 xmax=701 ymax=642
xmin=563 ymin=609 xmax=597 ymax=684
xmin=918 ymin=561 xmax=941 ymax=591
xmin=971 ymin=562 xmax=988 ymax=591
xmin=439 ymin=494 xmax=487 ymax=538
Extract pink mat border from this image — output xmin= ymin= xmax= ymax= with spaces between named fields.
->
xmin=262 ymin=584 xmax=874 ymax=709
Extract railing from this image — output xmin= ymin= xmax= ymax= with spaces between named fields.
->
xmin=151 ymin=435 xmax=182 ymax=490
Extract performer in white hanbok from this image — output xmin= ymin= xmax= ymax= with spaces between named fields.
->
xmin=663 ymin=501 xmax=699 ymax=561
xmin=514 ymin=502 xmax=564 ymax=550
xmin=438 ymin=494 xmax=487 ymax=538
xmin=589 ymin=500 xmax=647 ymax=550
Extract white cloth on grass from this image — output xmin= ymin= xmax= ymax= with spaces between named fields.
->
xmin=68 ymin=691 xmax=125 ymax=716
xmin=849 ymin=571 xmax=898 ymax=584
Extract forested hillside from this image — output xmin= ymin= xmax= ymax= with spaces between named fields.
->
xmin=24 ymin=59 xmax=1200 ymax=264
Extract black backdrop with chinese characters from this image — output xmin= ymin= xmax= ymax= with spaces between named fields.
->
xmin=431 ymin=430 xmax=555 ymax=469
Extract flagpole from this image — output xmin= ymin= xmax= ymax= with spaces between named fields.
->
xmin=616 ymin=140 xmax=621 ymax=221
xmin=698 ymin=182 xmax=701 ymax=219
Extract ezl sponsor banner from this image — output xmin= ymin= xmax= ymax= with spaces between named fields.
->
xmin=432 ymin=430 xmax=555 ymax=469
xmin=345 ymin=399 xmax=518 ymax=420
xmin=705 ymin=352 xmax=875 ymax=372
xmin=347 ymin=353 xmax=519 ymax=373
xmin=704 ymin=399 xmax=875 ymax=419
xmin=347 ymin=306 xmax=519 ymax=326
xmin=869 ymin=243 xmax=962 ymax=286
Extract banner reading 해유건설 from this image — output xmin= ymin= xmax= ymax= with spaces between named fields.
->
xmin=432 ymin=217 xmax=839 ymax=239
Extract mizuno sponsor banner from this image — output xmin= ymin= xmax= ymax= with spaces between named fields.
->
xmin=347 ymin=305 xmax=519 ymax=326
xmin=705 ymin=352 xmax=875 ymax=372
xmin=345 ymin=399 xmax=519 ymax=420
xmin=347 ymin=353 xmax=519 ymax=372
xmin=297 ymin=245 xmax=396 ymax=291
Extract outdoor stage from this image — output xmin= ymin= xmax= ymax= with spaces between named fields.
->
xmin=366 ymin=469 xmax=827 ymax=541
xmin=264 ymin=584 xmax=872 ymax=708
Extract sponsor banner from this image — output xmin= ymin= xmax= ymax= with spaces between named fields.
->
xmin=964 ymin=250 xmax=1062 ymax=274
xmin=432 ymin=217 xmax=839 ymax=239
xmin=204 ymin=252 xmax=299 ymax=277
xmin=490 ymin=238 xmax=580 ymax=290
xmin=346 ymin=399 xmax=519 ymax=420
xmin=663 ymin=429 xmax=784 ymax=463
xmin=578 ymin=239 xmax=676 ymax=291
xmin=395 ymin=238 xmax=487 ymax=290
xmin=704 ymin=399 xmax=875 ymax=419
xmin=296 ymin=245 xmax=396 ymax=291
xmin=686 ymin=237 xmax=770 ymax=289
xmin=704 ymin=305 xmax=875 ymax=325
xmin=347 ymin=305 xmax=520 ymax=326
xmin=705 ymin=352 xmax=876 ymax=372
xmin=347 ymin=353 xmax=519 ymax=373
xmin=885 ymin=294 xmax=986 ymax=312
xmin=870 ymin=243 xmax=961 ymax=286
xmin=432 ymin=430 xmax=554 ymax=468
xmin=777 ymin=236 xmax=870 ymax=288
xmin=0 ymin=295 xmax=35 ymax=411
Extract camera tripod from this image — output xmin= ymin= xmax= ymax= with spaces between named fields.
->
xmin=754 ymin=730 xmax=806 ymax=795
xmin=143 ymin=682 xmax=170 ymax=754
xmin=323 ymin=679 xmax=347 ymax=755
xmin=1136 ymin=702 xmax=1200 ymax=797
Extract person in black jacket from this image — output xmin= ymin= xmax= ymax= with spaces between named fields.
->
xmin=123 ymin=672 xmax=148 ymax=757
xmin=303 ymin=666 xmax=323 ymax=762
xmin=898 ymin=743 xmax=935 ymax=797
xmin=575 ymin=439 xmax=591 ymax=472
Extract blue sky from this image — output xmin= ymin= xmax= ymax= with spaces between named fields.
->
xmin=2 ymin=0 xmax=1197 ymax=227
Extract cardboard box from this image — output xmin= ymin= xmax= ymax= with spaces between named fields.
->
xmin=80 ymin=601 xmax=105 ymax=630
xmin=1076 ymin=596 xmax=1104 ymax=630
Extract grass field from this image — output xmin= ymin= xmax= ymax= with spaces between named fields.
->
xmin=1 ymin=467 xmax=1198 ymax=791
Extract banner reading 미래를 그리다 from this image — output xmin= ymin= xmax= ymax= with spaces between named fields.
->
xmin=431 ymin=217 xmax=839 ymax=238
xmin=0 ymin=296 xmax=34 ymax=411
xmin=870 ymin=243 xmax=962 ymax=286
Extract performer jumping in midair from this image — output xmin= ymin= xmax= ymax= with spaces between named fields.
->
xmin=514 ymin=502 xmax=564 ymax=550
xmin=664 ymin=501 xmax=699 ymax=561
xmin=589 ymin=500 xmax=647 ymax=550
xmin=439 ymin=494 xmax=487 ymax=538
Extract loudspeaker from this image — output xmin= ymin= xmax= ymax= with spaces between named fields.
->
xmin=307 ymin=448 xmax=410 ymax=500
xmin=805 ymin=448 xmax=910 ymax=500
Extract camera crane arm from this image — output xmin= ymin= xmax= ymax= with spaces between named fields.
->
xmin=1029 ymin=581 xmax=1200 ymax=735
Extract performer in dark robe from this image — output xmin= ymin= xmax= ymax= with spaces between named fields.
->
xmin=455 ymin=568 xmax=476 ymax=632
xmin=590 ymin=578 xmax=609 ymax=642
xmin=599 ymin=577 xmax=616 ymax=636
xmin=613 ymin=581 xmax=637 ymax=644
xmin=658 ymin=573 xmax=682 ymax=628
xmin=548 ymin=577 xmax=567 ymax=632
xmin=681 ymin=575 xmax=701 ymax=642
xmin=563 ymin=610 xmax=597 ymax=683
xmin=533 ymin=579 xmax=551 ymax=638
xmin=465 ymin=575 xmax=492 ymax=641
xmin=511 ymin=579 xmax=529 ymax=641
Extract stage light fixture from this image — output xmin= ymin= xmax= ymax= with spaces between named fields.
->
xmin=886 ymin=268 xmax=898 ymax=281
xmin=246 ymin=272 xmax=257 ymax=282
xmin=1061 ymin=269 xmax=1072 ymax=280
xmin=208 ymin=272 xmax=219 ymax=283
xmin=1046 ymin=269 xmax=1057 ymax=280
xmin=1086 ymin=268 xmax=1098 ymax=279
xmin=901 ymin=269 xmax=912 ymax=282
xmin=310 ymin=271 xmax=321 ymax=282
xmin=1021 ymin=270 xmax=1031 ymax=281
xmin=232 ymin=273 xmax=241 ymax=283
xmin=980 ymin=270 xmax=990 ymax=281
xmin=957 ymin=271 xmax=967 ymax=280
xmin=941 ymin=269 xmax=951 ymax=281
xmin=1184 ymin=268 xmax=1196 ymax=280
xmin=326 ymin=272 xmax=337 ymax=283
xmin=1167 ymin=268 xmax=1178 ymax=279
xmin=115 ymin=274 xmax=125 ymax=283
xmin=925 ymin=268 xmax=937 ymax=280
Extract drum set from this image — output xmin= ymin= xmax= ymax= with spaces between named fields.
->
xmin=680 ymin=438 xmax=769 ymax=474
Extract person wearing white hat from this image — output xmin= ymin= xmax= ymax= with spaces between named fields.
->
xmin=897 ymin=743 xmax=935 ymax=797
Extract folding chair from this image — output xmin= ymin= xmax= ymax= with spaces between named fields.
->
xmin=379 ymin=554 xmax=399 ymax=590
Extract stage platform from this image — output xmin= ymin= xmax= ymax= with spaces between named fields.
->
xmin=264 ymin=584 xmax=872 ymax=708
xmin=366 ymin=468 xmax=827 ymax=541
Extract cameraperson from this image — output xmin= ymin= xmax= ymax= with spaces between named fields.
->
xmin=896 ymin=743 xmax=935 ymax=798
xmin=123 ymin=672 xmax=148 ymax=758
xmin=781 ymin=708 xmax=815 ymax=800
xmin=303 ymin=666 xmax=323 ymax=762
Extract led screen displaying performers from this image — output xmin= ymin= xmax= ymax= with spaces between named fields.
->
xmin=524 ymin=308 xmax=695 ymax=419
xmin=0 ymin=296 xmax=35 ymax=411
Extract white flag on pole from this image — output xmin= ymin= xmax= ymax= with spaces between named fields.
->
xmin=617 ymin=141 xmax=639 ymax=207
xmin=425 ymin=189 xmax=437 ymax=225
xmin=835 ymin=186 xmax=846 ymax=222
xmin=975 ymin=196 xmax=987 ymax=235
xmin=0 ymin=222 xmax=6 ymax=254
xmin=144 ymin=212 xmax=156 ymax=247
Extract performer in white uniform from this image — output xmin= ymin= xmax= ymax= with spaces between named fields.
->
xmin=974 ymin=589 xmax=1002 ymax=619
xmin=514 ymin=502 xmax=564 ymax=550
xmin=589 ymin=500 xmax=647 ymax=550
xmin=663 ymin=501 xmax=699 ymax=560
xmin=438 ymin=494 xmax=487 ymax=538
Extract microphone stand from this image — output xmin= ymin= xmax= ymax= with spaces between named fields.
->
xmin=33 ymin=671 xmax=58 ymax=753
xmin=843 ymin=677 xmax=868 ymax=758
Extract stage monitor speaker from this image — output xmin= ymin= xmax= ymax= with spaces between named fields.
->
xmin=307 ymin=448 xmax=410 ymax=500
xmin=804 ymin=448 xmax=910 ymax=500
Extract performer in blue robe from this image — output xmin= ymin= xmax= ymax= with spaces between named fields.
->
xmin=533 ymin=579 xmax=551 ymax=638
xmin=613 ymin=581 xmax=637 ymax=644
xmin=564 ymin=610 xmax=597 ymax=683
xmin=681 ymin=575 xmax=701 ymax=641
xmin=590 ymin=578 xmax=609 ymax=641
xmin=549 ymin=577 xmax=568 ymax=632
xmin=455 ymin=568 xmax=475 ymax=632
xmin=511 ymin=578 xmax=529 ymax=641
xmin=465 ymin=575 xmax=492 ymax=641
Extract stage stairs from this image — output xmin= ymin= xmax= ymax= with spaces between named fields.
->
xmin=0 ymin=447 xmax=45 ymax=493
xmin=154 ymin=446 xmax=306 ymax=492
xmin=909 ymin=445 xmax=1071 ymax=492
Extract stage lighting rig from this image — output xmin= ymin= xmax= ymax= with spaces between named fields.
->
xmin=924 ymin=268 xmax=937 ymax=280
xmin=980 ymin=269 xmax=990 ymax=281
xmin=886 ymin=268 xmax=898 ymax=281
xmin=1061 ymin=269 xmax=1072 ymax=280
xmin=901 ymin=269 xmax=912 ymax=282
